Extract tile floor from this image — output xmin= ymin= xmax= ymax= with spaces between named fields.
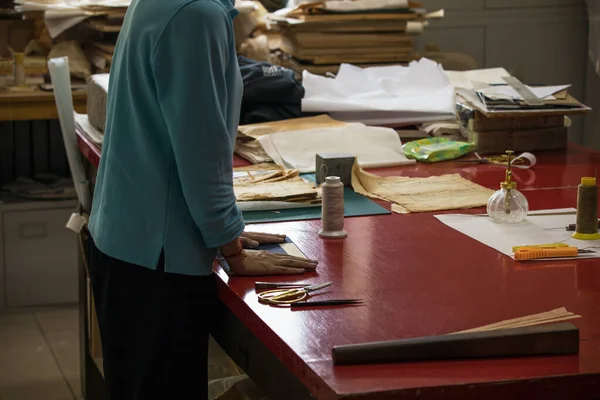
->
xmin=0 ymin=305 xmax=81 ymax=400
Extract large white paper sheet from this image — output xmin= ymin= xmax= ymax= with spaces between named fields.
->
xmin=435 ymin=209 xmax=600 ymax=260
xmin=258 ymin=124 xmax=415 ymax=173
xmin=301 ymin=59 xmax=456 ymax=125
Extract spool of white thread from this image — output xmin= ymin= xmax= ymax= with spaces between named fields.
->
xmin=319 ymin=176 xmax=347 ymax=239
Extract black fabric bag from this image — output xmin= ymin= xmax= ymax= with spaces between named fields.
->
xmin=238 ymin=56 xmax=315 ymax=125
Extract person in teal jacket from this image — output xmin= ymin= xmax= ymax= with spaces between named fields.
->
xmin=85 ymin=0 xmax=318 ymax=398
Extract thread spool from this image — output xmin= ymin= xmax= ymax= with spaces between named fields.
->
xmin=573 ymin=177 xmax=600 ymax=240
xmin=319 ymin=176 xmax=347 ymax=239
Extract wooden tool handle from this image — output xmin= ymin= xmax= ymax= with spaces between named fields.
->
xmin=332 ymin=323 xmax=579 ymax=365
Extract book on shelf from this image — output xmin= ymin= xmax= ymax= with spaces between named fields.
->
xmin=463 ymin=125 xmax=569 ymax=155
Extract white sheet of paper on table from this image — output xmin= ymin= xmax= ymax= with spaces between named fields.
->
xmin=301 ymin=59 xmax=456 ymax=125
xmin=434 ymin=209 xmax=600 ymax=260
xmin=258 ymin=124 xmax=415 ymax=173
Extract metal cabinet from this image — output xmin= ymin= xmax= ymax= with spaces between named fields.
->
xmin=0 ymin=199 xmax=77 ymax=308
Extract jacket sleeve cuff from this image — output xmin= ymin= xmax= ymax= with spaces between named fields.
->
xmin=203 ymin=210 xmax=245 ymax=249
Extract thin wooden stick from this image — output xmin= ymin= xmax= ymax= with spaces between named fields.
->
xmin=450 ymin=308 xmax=581 ymax=335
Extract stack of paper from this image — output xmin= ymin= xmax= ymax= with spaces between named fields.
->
xmin=235 ymin=114 xmax=351 ymax=164
xmin=258 ymin=124 xmax=415 ymax=173
xmin=301 ymin=58 xmax=456 ymax=126
xmin=266 ymin=1 xmax=443 ymax=75
xmin=233 ymin=164 xmax=321 ymax=212
xmin=233 ymin=163 xmax=300 ymax=185
xmin=449 ymin=68 xmax=590 ymax=154
xmin=450 ymin=67 xmax=590 ymax=116
xmin=74 ymin=112 xmax=104 ymax=145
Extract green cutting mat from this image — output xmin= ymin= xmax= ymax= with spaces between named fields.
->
xmin=242 ymin=174 xmax=390 ymax=224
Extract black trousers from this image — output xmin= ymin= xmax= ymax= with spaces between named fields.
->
xmin=86 ymin=235 xmax=216 ymax=400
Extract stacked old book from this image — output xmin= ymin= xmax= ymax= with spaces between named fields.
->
xmin=454 ymin=71 xmax=590 ymax=154
xmin=83 ymin=41 xmax=115 ymax=73
xmin=457 ymin=104 xmax=571 ymax=155
xmin=82 ymin=6 xmax=125 ymax=73
xmin=84 ymin=6 xmax=126 ymax=34
xmin=267 ymin=0 xmax=442 ymax=76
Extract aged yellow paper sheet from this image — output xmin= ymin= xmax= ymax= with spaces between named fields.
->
xmin=351 ymin=162 xmax=494 ymax=213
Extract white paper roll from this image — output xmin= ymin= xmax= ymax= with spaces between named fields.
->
xmin=48 ymin=57 xmax=92 ymax=212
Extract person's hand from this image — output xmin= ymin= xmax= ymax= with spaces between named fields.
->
xmin=225 ymin=250 xmax=318 ymax=276
xmin=240 ymin=231 xmax=287 ymax=248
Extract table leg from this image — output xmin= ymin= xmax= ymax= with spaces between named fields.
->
xmin=211 ymin=300 xmax=314 ymax=400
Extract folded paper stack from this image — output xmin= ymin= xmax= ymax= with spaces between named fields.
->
xmin=301 ymin=58 xmax=456 ymax=126
xmin=450 ymin=68 xmax=590 ymax=154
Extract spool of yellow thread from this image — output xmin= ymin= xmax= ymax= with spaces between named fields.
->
xmin=572 ymin=177 xmax=600 ymax=240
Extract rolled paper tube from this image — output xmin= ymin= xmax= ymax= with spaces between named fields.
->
xmin=332 ymin=323 xmax=579 ymax=365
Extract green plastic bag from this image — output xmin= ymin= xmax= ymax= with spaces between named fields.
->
xmin=403 ymin=137 xmax=474 ymax=163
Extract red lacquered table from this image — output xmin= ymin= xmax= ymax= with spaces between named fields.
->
xmin=77 ymin=130 xmax=600 ymax=400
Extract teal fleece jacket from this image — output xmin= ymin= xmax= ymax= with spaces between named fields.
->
xmin=88 ymin=0 xmax=244 ymax=275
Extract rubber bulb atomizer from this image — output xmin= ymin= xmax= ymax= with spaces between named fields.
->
xmin=487 ymin=150 xmax=529 ymax=224
xmin=572 ymin=177 xmax=600 ymax=240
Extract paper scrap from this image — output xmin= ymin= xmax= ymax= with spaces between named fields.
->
xmin=258 ymin=124 xmax=415 ymax=173
xmin=280 ymin=242 xmax=305 ymax=258
xmin=232 ymin=164 xmax=320 ymax=210
xmin=232 ymin=163 xmax=299 ymax=185
xmin=511 ymin=152 xmax=537 ymax=169
xmin=351 ymin=162 xmax=494 ymax=213
xmin=234 ymin=178 xmax=319 ymax=202
xmin=434 ymin=209 xmax=600 ymax=260
xmin=235 ymin=115 xmax=349 ymax=164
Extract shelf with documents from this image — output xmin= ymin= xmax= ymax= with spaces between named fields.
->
xmin=0 ymin=89 xmax=87 ymax=121
xmin=418 ymin=0 xmax=587 ymax=142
